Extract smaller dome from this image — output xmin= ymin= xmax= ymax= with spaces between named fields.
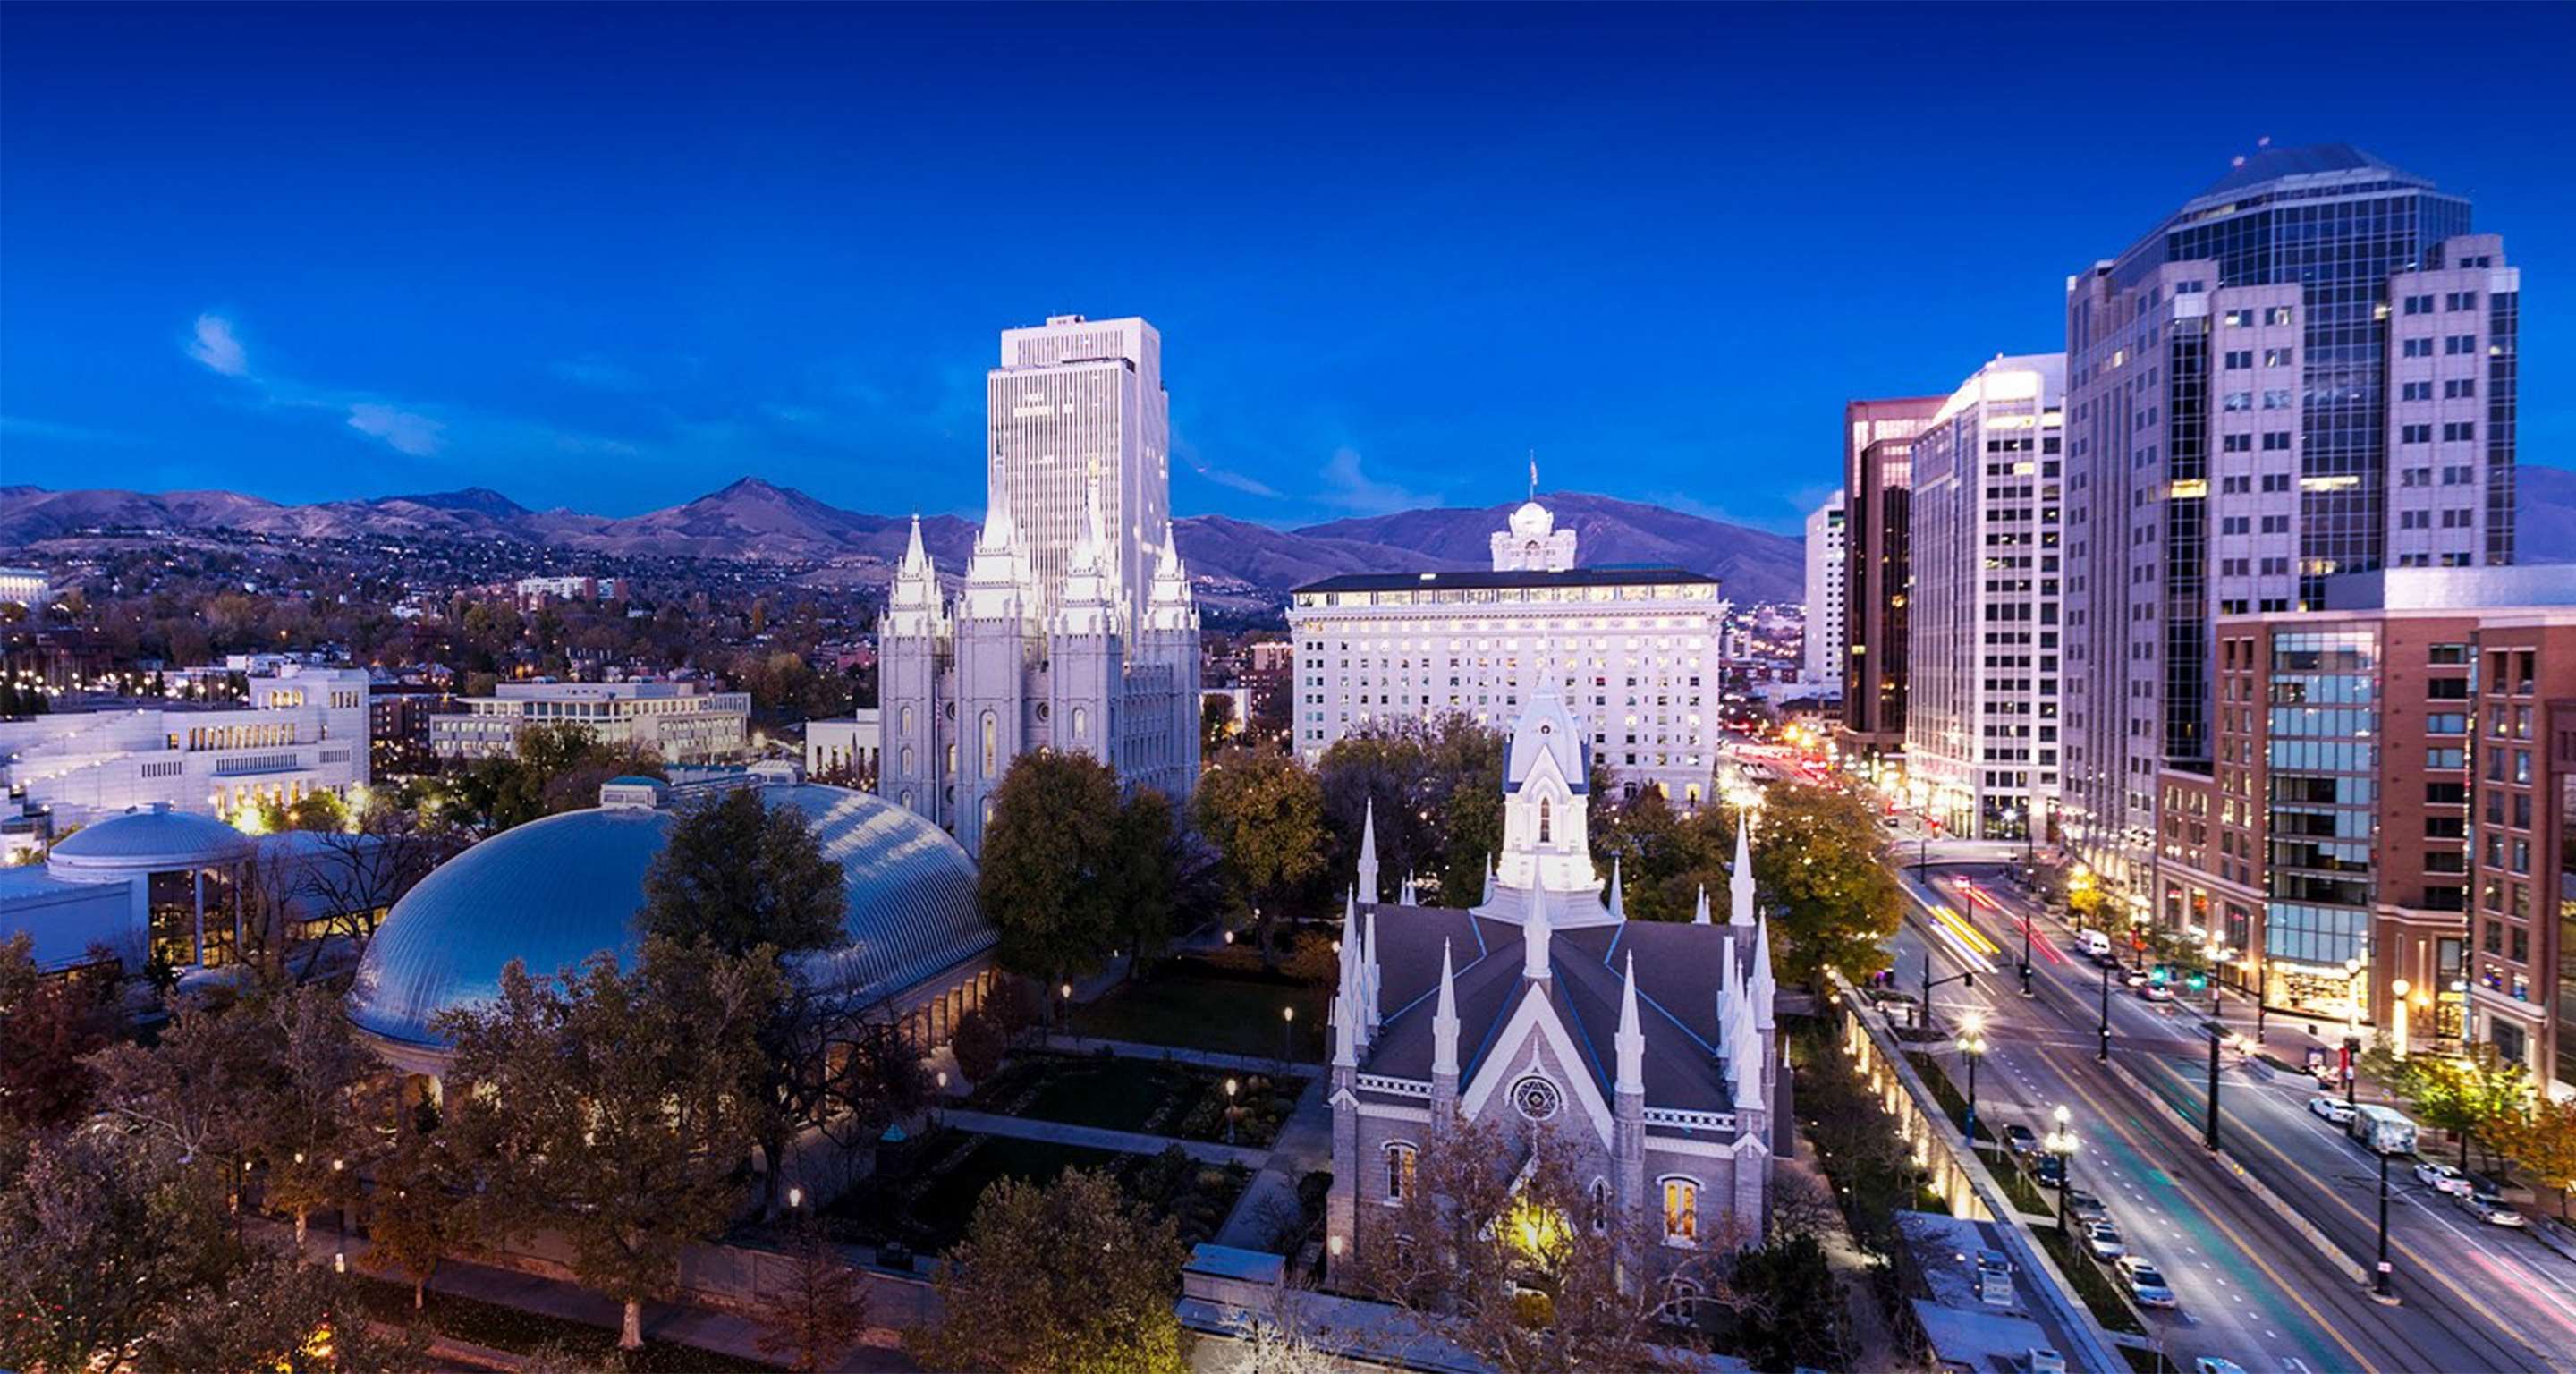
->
xmin=49 ymin=803 xmax=254 ymax=877
xmin=1509 ymin=499 xmax=1553 ymax=537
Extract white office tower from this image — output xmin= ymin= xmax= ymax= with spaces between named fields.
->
xmin=1802 ymin=491 xmax=1847 ymax=686
xmin=1903 ymin=355 xmax=2065 ymax=843
xmin=877 ymin=316 xmax=1200 ymax=856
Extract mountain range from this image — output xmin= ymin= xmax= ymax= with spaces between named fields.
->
xmin=0 ymin=480 xmax=1812 ymax=603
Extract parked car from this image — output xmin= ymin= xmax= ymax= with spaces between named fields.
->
xmin=2123 ymin=969 xmax=2152 ymax=988
xmin=2029 ymin=1349 xmax=2069 ymax=1374
xmin=2035 ymin=1154 xmax=2065 ymax=1188
xmin=2004 ymin=1124 xmax=2040 ymax=1157
xmin=2140 ymin=982 xmax=2174 ymax=1002
xmin=2083 ymin=1220 xmax=2126 ymax=1260
xmin=1972 ymin=1249 xmax=2015 ymax=1307
xmin=2064 ymin=1188 xmax=2109 ymax=1219
xmin=2459 ymin=1192 xmax=2528 ymax=1227
xmin=2194 ymin=1360 xmax=2250 ymax=1374
xmin=2307 ymin=1096 xmax=2357 ymax=1125
xmin=2116 ymin=1256 xmax=2177 ymax=1308
xmin=2413 ymin=1160 xmax=2472 ymax=1196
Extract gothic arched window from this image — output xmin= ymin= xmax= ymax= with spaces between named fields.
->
xmin=1660 ymin=1175 xmax=1701 ymax=1246
xmin=1538 ymin=794 xmax=1553 ymax=844
xmin=1384 ymin=1142 xmax=1418 ymax=1203
xmin=1072 ymin=705 xmax=1088 ymax=741
xmin=980 ymin=711 xmax=998 ymax=778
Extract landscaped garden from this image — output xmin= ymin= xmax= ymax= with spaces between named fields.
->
xmin=823 ymin=1126 xmax=1253 ymax=1254
xmin=1068 ymin=954 xmax=1331 ymax=1062
xmin=967 ymin=1050 xmax=1306 ymax=1148
xmin=343 ymin=1275 xmax=782 ymax=1372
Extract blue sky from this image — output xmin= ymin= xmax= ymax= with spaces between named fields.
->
xmin=3 ymin=3 xmax=2569 ymax=532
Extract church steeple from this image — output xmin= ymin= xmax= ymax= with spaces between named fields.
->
xmin=1614 ymin=952 xmax=1645 ymax=1096
xmin=1521 ymin=885 xmax=1552 ymax=981
xmin=1431 ymin=939 xmax=1461 ymax=1080
xmin=1357 ymin=797 xmax=1380 ymax=906
xmin=1730 ymin=812 xmax=1758 ymax=927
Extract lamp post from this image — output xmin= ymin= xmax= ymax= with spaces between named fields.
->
xmin=934 ymin=1070 xmax=948 ymax=1132
xmin=2046 ymin=1107 xmax=2078 ymax=1239
xmin=2202 ymin=1024 xmax=2224 ymax=1154
xmin=1281 ymin=1004 xmax=1295 ymax=1063
xmin=2389 ymin=979 xmax=2412 ymax=1059
xmin=2374 ymin=1149 xmax=2396 ymax=1302
xmin=2097 ymin=956 xmax=2112 ymax=1063
xmin=1224 ymin=1077 xmax=1241 ymax=1145
xmin=1059 ymin=980 xmax=1073 ymax=1035
xmin=331 ymin=1157 xmax=346 ymax=1276
xmin=2206 ymin=941 xmax=2226 ymax=1019
xmin=1960 ymin=1015 xmax=1987 ymax=1145
xmin=2019 ymin=871 xmax=2036 ymax=997
xmin=2343 ymin=954 xmax=2364 ymax=1109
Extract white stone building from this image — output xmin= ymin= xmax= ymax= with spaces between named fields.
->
xmin=1904 ymin=354 xmax=2065 ymax=842
xmin=0 ymin=661 xmax=370 ymax=836
xmin=1287 ymin=496 xmax=1726 ymax=807
xmin=1802 ymin=491 xmax=1846 ymax=688
xmin=0 ymin=565 xmax=52 ymax=610
xmin=876 ymin=315 xmax=1200 ymax=856
xmin=429 ymin=680 xmax=750 ymax=764
xmin=1324 ymin=686 xmax=1778 ymax=1285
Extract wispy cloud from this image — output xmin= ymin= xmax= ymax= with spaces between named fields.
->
xmin=1318 ymin=446 xmax=1440 ymax=515
xmin=346 ymin=403 xmax=446 ymax=456
xmin=1 ymin=415 xmax=139 ymax=445
xmin=186 ymin=314 xmax=250 ymax=377
xmin=1173 ymin=430 xmax=1283 ymax=499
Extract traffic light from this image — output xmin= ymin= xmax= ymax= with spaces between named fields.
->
xmin=2185 ymin=971 xmax=2207 ymax=991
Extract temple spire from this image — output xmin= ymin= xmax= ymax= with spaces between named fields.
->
xmin=901 ymin=513 xmax=927 ymax=572
xmin=1431 ymin=939 xmax=1461 ymax=1078
xmin=1729 ymin=811 xmax=1757 ymax=927
xmin=1692 ymin=883 xmax=1711 ymax=925
xmin=1357 ymin=798 xmax=1380 ymax=905
xmin=1607 ymin=856 xmax=1626 ymax=921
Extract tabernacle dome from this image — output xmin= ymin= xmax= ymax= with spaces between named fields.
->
xmin=347 ymin=766 xmax=996 ymax=1077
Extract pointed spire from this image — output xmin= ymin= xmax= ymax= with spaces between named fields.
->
xmin=1750 ymin=915 xmax=1778 ymax=1031
xmin=1522 ymin=884 xmax=1552 ymax=981
xmin=1614 ymin=952 xmax=1645 ymax=1096
xmin=1482 ymin=851 xmax=1496 ymax=905
xmin=1432 ymin=938 xmax=1461 ymax=1078
xmin=901 ymin=513 xmax=928 ymax=572
xmin=1361 ymin=907 xmax=1382 ymax=1032
xmin=1332 ymin=990 xmax=1358 ymax=1069
xmin=1692 ymin=883 xmax=1711 ymax=925
xmin=1607 ymin=856 xmax=1626 ymax=921
xmin=1729 ymin=811 xmax=1757 ymax=927
xmin=1357 ymin=798 xmax=1380 ymax=906
xmin=978 ymin=479 xmax=1017 ymax=553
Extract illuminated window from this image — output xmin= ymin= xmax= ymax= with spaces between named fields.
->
xmin=1538 ymin=795 xmax=1553 ymax=844
xmin=1384 ymin=1142 xmax=1418 ymax=1202
xmin=1660 ymin=1176 xmax=1700 ymax=1245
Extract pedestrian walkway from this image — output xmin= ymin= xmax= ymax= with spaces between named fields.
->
xmin=1041 ymin=1030 xmax=1304 ymax=1075
xmin=940 ymin=1107 xmax=1270 ymax=1169
xmin=1211 ymin=1069 xmax=1333 ymax=1253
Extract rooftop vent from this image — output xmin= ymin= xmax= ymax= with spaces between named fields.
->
xmin=597 ymin=776 xmax=669 ymax=811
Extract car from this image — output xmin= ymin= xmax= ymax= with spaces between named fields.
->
xmin=2004 ymin=1124 xmax=2040 ymax=1157
xmin=2458 ymin=1192 xmax=2528 ymax=1227
xmin=2414 ymin=1161 xmax=2472 ymax=1196
xmin=2083 ymin=1220 xmax=2126 ymax=1260
xmin=2035 ymin=1154 xmax=2065 ymax=1189
xmin=2116 ymin=1256 xmax=2177 ymax=1308
xmin=2123 ymin=969 xmax=2152 ymax=987
xmin=2308 ymin=1096 xmax=2357 ymax=1125
xmin=2194 ymin=1361 xmax=2250 ymax=1374
xmin=2140 ymin=982 xmax=2174 ymax=1002
xmin=1971 ymin=1248 xmax=2015 ymax=1307
xmin=2063 ymin=1188 xmax=2108 ymax=1219
xmin=2029 ymin=1350 xmax=2069 ymax=1374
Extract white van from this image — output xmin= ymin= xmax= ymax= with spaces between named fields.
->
xmin=2078 ymin=929 xmax=2112 ymax=959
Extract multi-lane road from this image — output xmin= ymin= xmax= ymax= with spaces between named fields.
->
xmin=1891 ymin=857 xmax=2576 ymax=1374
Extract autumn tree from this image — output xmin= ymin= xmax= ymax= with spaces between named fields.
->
xmin=1714 ymin=1234 xmax=1845 ymax=1372
xmin=440 ymin=940 xmax=780 ymax=1350
xmin=250 ymin=983 xmax=379 ymax=1253
xmin=913 ymin=1167 xmax=1188 ymax=1374
xmin=2368 ymin=1044 xmax=2532 ymax=1173
xmin=1739 ymin=784 xmax=1902 ymax=984
xmin=1350 ymin=1113 xmax=1715 ymax=1373
xmin=366 ymin=1090 xmax=478 ymax=1310
xmin=1110 ymin=787 xmax=1184 ymax=972
xmin=2499 ymin=1096 xmax=2576 ymax=1218
xmin=1319 ymin=715 xmax=1507 ymax=908
xmin=0 ymin=933 xmax=120 ymax=1131
xmin=264 ymin=789 xmax=469 ymax=982
xmin=758 ymin=1208 xmax=873 ymax=1373
xmin=0 ymin=1125 xmax=242 ymax=1372
xmin=1197 ymin=745 xmax=1327 ymax=962
xmin=132 ymin=1247 xmax=431 ymax=1373
xmin=979 ymin=751 xmax=1124 ymax=985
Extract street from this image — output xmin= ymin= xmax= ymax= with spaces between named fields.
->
xmin=1887 ymin=859 xmax=2576 ymax=1374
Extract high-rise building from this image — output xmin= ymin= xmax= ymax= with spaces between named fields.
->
xmin=987 ymin=315 xmax=1172 ymax=630
xmin=1838 ymin=396 xmax=1945 ymax=760
xmin=1903 ymin=356 xmax=2066 ymax=841
xmin=2063 ymin=144 xmax=2521 ymax=904
xmin=1286 ymin=495 xmax=1727 ymax=808
xmin=1802 ymin=491 xmax=1847 ymax=688
xmin=878 ymin=316 xmax=1200 ymax=856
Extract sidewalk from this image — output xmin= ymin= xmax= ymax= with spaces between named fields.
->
xmin=252 ymin=1217 xmax=917 ymax=1371
xmin=1211 ymin=1068 xmax=1332 ymax=1253
xmin=938 ymin=1107 xmax=1270 ymax=1169
xmin=1040 ymin=1030 xmax=1307 ymax=1074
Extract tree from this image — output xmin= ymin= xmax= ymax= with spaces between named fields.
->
xmin=1739 ymin=784 xmax=1902 ymax=984
xmin=1350 ymin=1114 xmax=1715 ymax=1373
xmin=86 ymin=988 xmax=283 ymax=1183
xmin=0 ymin=1125 xmax=242 ymax=1372
xmin=2368 ymin=1044 xmax=2531 ymax=1173
xmin=2498 ymin=1096 xmax=2576 ymax=1218
xmin=440 ymin=940 xmax=780 ymax=1350
xmin=265 ymin=790 xmax=469 ymax=983
xmin=758 ymin=1208 xmax=872 ymax=1373
xmin=913 ymin=1167 xmax=1188 ymax=1374
xmin=978 ymin=751 xmax=1123 ymax=982
xmin=1110 ymin=788 xmax=1183 ymax=972
xmin=1590 ymin=785 xmax=1699 ymax=921
xmin=366 ymin=1090 xmax=478 ymax=1310
xmin=1714 ymin=1234 xmax=1845 ymax=1372
xmin=1197 ymin=745 xmax=1327 ymax=963
xmin=638 ymin=785 xmax=847 ymax=957
xmin=1202 ymin=693 xmax=1239 ymax=753
xmin=951 ymin=1006 xmax=1010 ymax=1083
xmin=0 ymin=934 xmax=119 ymax=1131
xmin=131 ymin=1248 xmax=431 ymax=1373
xmin=245 ymin=983 xmax=377 ymax=1254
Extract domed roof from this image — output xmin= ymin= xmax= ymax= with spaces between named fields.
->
xmin=347 ymin=781 xmax=988 ymax=1049
xmin=49 ymin=803 xmax=255 ymax=877
xmin=1509 ymin=499 xmax=1553 ymax=536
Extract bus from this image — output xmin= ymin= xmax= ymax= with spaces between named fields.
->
xmin=2348 ymin=1103 xmax=2419 ymax=1156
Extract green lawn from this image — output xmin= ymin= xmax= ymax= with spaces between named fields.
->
xmin=969 ymin=1052 xmax=1306 ymax=1147
xmin=1070 ymin=966 xmax=1329 ymax=1062
xmin=823 ymin=1127 xmax=1254 ymax=1254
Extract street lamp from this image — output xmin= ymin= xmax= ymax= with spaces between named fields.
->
xmin=1060 ymin=981 xmax=1074 ymax=1034
xmin=2097 ymin=952 xmax=2112 ymax=1063
xmin=2045 ymin=1106 xmax=2079 ymax=1239
xmin=1224 ymin=1077 xmax=1240 ymax=1145
xmin=934 ymin=1070 xmax=949 ymax=1131
xmin=331 ymin=1157 xmax=346 ymax=1275
xmin=1959 ymin=1014 xmax=1987 ymax=1145
xmin=2343 ymin=954 xmax=2364 ymax=1109
xmin=2206 ymin=941 xmax=2226 ymax=1018
xmin=2389 ymin=979 xmax=2412 ymax=1059
xmin=1281 ymin=1004 xmax=1295 ymax=1063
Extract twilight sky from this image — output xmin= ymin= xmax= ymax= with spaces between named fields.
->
xmin=2 ymin=2 xmax=2569 ymax=532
